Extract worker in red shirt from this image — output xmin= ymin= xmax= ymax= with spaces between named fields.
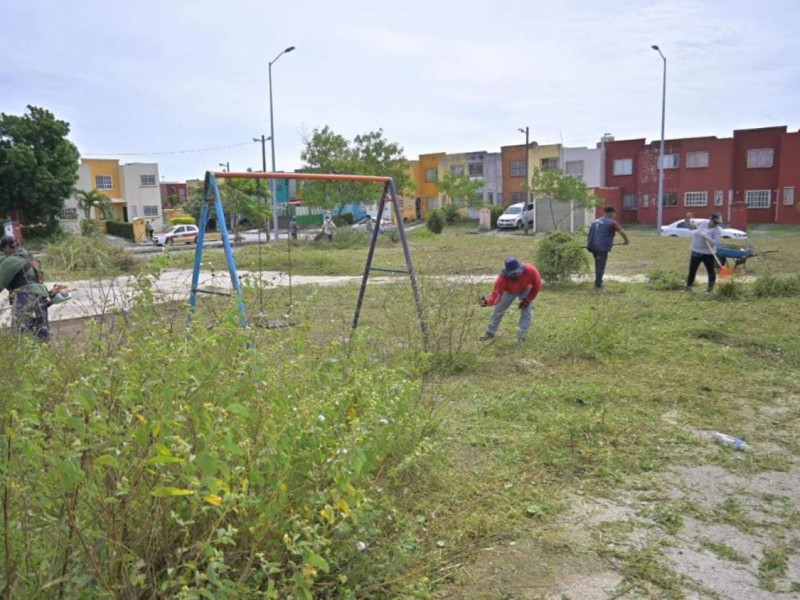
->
xmin=479 ymin=256 xmax=543 ymax=342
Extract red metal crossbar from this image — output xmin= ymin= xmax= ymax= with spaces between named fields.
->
xmin=212 ymin=171 xmax=392 ymax=183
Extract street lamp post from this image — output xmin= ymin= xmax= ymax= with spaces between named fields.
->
xmin=652 ymin=45 xmax=667 ymax=234
xmin=268 ymin=45 xmax=296 ymax=240
xmin=517 ymin=126 xmax=533 ymax=233
xmin=218 ymin=162 xmax=230 ymax=172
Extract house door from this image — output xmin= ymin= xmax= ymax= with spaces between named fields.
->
xmin=123 ymin=207 xmax=128 ymax=222
xmin=415 ymin=197 xmax=422 ymax=220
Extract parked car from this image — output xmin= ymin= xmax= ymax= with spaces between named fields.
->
xmin=660 ymin=218 xmax=748 ymax=239
xmin=155 ymin=224 xmax=199 ymax=246
xmin=351 ymin=217 xmax=395 ymax=233
xmin=496 ymin=202 xmax=534 ymax=230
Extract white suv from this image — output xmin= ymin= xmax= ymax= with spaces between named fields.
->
xmin=496 ymin=202 xmax=534 ymax=229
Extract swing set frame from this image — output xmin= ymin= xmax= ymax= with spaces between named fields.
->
xmin=188 ymin=170 xmax=429 ymax=348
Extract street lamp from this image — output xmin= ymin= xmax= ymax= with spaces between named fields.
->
xmin=268 ymin=45 xmax=296 ymax=240
xmin=218 ymin=162 xmax=230 ymax=172
xmin=652 ymin=45 xmax=667 ymax=234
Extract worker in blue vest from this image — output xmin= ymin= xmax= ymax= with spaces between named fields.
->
xmin=586 ymin=206 xmax=629 ymax=290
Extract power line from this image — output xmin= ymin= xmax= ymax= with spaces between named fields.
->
xmin=82 ymin=140 xmax=257 ymax=157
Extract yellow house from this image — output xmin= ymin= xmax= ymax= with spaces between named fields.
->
xmin=528 ymin=143 xmax=562 ymax=181
xmin=81 ymin=158 xmax=126 ymax=221
xmin=438 ymin=153 xmax=468 ymax=206
xmin=417 ymin=152 xmax=445 ymax=218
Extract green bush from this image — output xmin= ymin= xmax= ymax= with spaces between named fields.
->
xmin=442 ymin=203 xmax=461 ymax=224
xmin=426 ymin=209 xmax=445 ymax=234
xmin=0 ymin=301 xmax=428 ymax=598
xmin=714 ymin=278 xmax=745 ymax=300
xmin=535 ymin=231 xmax=589 ymax=282
xmin=170 ymin=216 xmax=196 ymax=225
xmin=106 ymin=220 xmax=135 ymax=241
xmin=489 ymin=205 xmax=505 ymax=229
xmin=647 ymin=269 xmax=685 ymax=291
xmin=333 ymin=213 xmax=353 ymax=227
xmin=80 ymin=218 xmax=102 ymax=237
xmin=43 ymin=234 xmax=139 ymax=276
xmin=752 ymin=273 xmax=800 ymax=298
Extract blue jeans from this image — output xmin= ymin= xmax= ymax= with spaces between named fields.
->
xmin=591 ymin=250 xmax=609 ymax=288
xmin=486 ymin=291 xmax=534 ymax=339
xmin=12 ymin=292 xmax=50 ymax=341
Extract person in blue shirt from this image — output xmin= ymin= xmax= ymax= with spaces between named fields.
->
xmin=685 ymin=212 xmax=723 ymax=293
xmin=586 ymin=206 xmax=629 ymax=290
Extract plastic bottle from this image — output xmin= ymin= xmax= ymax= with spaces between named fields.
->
xmin=713 ymin=432 xmax=750 ymax=451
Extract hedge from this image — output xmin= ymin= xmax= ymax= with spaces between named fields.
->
xmin=106 ymin=220 xmax=135 ymax=241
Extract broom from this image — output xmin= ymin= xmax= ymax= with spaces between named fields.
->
xmin=705 ymin=239 xmax=735 ymax=278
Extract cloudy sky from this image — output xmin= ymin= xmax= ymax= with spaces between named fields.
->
xmin=2 ymin=0 xmax=798 ymax=182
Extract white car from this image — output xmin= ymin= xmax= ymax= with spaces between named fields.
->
xmin=155 ymin=224 xmax=199 ymax=246
xmin=660 ymin=219 xmax=748 ymax=239
xmin=351 ymin=217 xmax=395 ymax=233
xmin=496 ymin=202 xmax=534 ymax=230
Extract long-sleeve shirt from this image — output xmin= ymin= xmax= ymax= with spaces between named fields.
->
xmin=484 ymin=263 xmax=543 ymax=306
xmin=689 ymin=223 xmax=722 ymax=254
xmin=0 ymin=251 xmax=48 ymax=296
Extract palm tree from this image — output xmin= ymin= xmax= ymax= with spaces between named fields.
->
xmin=76 ymin=189 xmax=113 ymax=220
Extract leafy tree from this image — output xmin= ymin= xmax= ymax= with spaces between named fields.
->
xmin=165 ymin=193 xmax=181 ymax=208
xmin=437 ymin=171 xmax=486 ymax=209
xmin=426 ymin=208 xmax=445 ymax=234
xmin=529 ymin=168 xmax=601 ymax=230
xmin=184 ymin=179 xmax=271 ymax=240
xmin=76 ymin=188 xmax=113 ymax=220
xmin=535 ymin=230 xmax=589 ymax=282
xmin=0 ymin=105 xmax=80 ymax=236
xmin=299 ymin=126 xmax=411 ymax=214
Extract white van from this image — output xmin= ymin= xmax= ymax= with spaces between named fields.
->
xmin=496 ymin=202 xmax=534 ymax=229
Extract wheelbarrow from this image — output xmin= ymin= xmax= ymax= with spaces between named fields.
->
xmin=715 ymin=245 xmax=777 ymax=271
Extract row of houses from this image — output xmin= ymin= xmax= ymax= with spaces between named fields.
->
xmin=405 ymin=125 xmax=800 ymax=230
xmin=58 ymin=124 xmax=800 ymax=235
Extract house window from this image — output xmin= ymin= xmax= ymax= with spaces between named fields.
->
xmin=510 ymin=161 xmax=526 ymax=177
xmin=540 ymin=158 xmax=558 ymax=171
xmin=468 ymin=163 xmax=483 ymax=177
xmin=96 ymin=175 xmax=113 ymax=190
xmin=565 ymin=160 xmax=584 ymax=178
xmin=642 ymin=194 xmax=650 ymax=208
xmin=684 ymin=191 xmax=708 ymax=207
xmin=745 ymin=189 xmax=770 ymax=209
xmin=510 ymin=192 xmax=527 ymax=204
xmin=747 ymin=148 xmax=774 ymax=169
xmin=130 ymin=205 xmax=139 ymax=218
xmin=450 ymin=164 xmax=465 ymax=176
xmin=140 ymin=174 xmax=157 ymax=187
xmin=783 ymin=186 xmax=795 ymax=206
xmin=660 ymin=154 xmax=679 ymax=169
xmin=686 ymin=151 xmax=709 ymax=168
xmin=487 ymin=192 xmax=494 ymax=203
xmin=427 ymin=197 xmax=440 ymax=210
xmin=473 ymin=192 xmax=484 ymax=203
xmin=178 ymin=188 xmax=186 ymax=197
xmin=714 ymin=190 xmax=724 ymax=206
xmin=623 ymin=194 xmax=637 ymax=210
xmin=496 ymin=192 xmax=503 ymax=204
xmin=424 ymin=168 xmax=437 ymax=182
xmin=60 ymin=207 xmax=78 ymax=220
xmin=143 ymin=205 xmax=159 ymax=217
xmin=660 ymin=192 xmax=678 ymax=207
xmin=613 ymin=158 xmax=633 ymax=176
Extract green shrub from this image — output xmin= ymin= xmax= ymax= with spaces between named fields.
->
xmin=752 ymin=273 xmax=800 ymax=298
xmin=714 ymin=278 xmax=745 ymax=300
xmin=106 ymin=220 xmax=135 ymax=240
xmin=647 ymin=269 xmax=685 ymax=291
xmin=535 ymin=231 xmax=589 ymax=282
xmin=489 ymin=205 xmax=505 ymax=229
xmin=0 ymin=301 xmax=428 ymax=598
xmin=43 ymin=234 xmax=139 ymax=276
xmin=170 ymin=216 xmax=196 ymax=225
xmin=329 ymin=227 xmax=368 ymax=248
xmin=333 ymin=213 xmax=353 ymax=226
xmin=426 ymin=209 xmax=445 ymax=234
xmin=442 ymin=203 xmax=461 ymax=224
xmin=80 ymin=218 xmax=102 ymax=237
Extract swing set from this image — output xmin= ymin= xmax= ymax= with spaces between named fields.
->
xmin=187 ymin=170 xmax=429 ymax=348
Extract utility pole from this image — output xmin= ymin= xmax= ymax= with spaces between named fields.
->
xmin=253 ymin=135 xmax=271 ymax=239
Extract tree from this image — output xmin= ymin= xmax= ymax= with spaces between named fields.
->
xmin=529 ymin=168 xmax=601 ymax=231
xmin=184 ymin=179 xmax=271 ymax=240
xmin=76 ymin=189 xmax=113 ymax=220
xmin=0 ymin=105 xmax=80 ymax=236
xmin=437 ymin=171 xmax=486 ymax=223
xmin=299 ymin=126 xmax=412 ymax=214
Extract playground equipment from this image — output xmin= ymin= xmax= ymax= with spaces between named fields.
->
xmin=187 ymin=170 xmax=429 ymax=347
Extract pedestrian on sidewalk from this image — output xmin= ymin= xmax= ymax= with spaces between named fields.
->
xmin=289 ymin=218 xmax=299 ymax=240
xmin=586 ymin=206 xmax=629 ymax=290
xmin=479 ymin=256 xmax=543 ymax=342
xmin=322 ymin=211 xmax=337 ymax=242
xmin=685 ymin=212 xmax=722 ymax=294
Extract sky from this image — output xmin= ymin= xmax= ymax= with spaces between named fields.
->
xmin=2 ymin=0 xmax=798 ymax=182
